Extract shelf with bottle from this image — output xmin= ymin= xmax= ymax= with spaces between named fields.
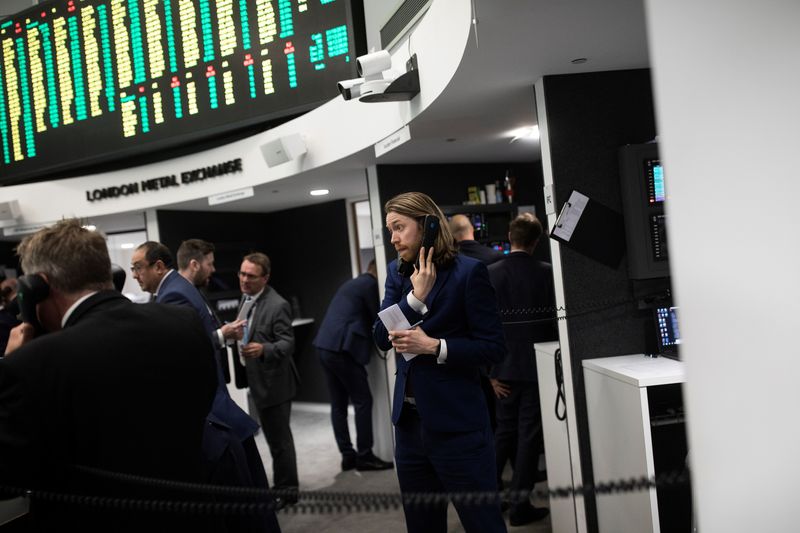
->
xmin=441 ymin=204 xmax=519 ymax=248
xmin=440 ymin=203 xmax=518 ymax=215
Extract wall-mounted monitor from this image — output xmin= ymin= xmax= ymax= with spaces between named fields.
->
xmin=619 ymin=142 xmax=670 ymax=279
xmin=0 ymin=0 xmax=364 ymax=185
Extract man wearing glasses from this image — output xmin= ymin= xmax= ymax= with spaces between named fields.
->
xmin=236 ymin=253 xmax=299 ymax=509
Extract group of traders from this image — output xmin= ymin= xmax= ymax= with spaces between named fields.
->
xmin=0 ymin=191 xmax=557 ymax=533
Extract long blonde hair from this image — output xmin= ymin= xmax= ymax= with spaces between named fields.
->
xmin=384 ymin=192 xmax=457 ymax=268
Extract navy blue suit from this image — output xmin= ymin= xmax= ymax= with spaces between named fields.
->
xmin=457 ymin=239 xmax=505 ymax=265
xmin=156 ymin=271 xmax=281 ymax=533
xmin=157 ymin=271 xmax=259 ymax=442
xmin=374 ymin=255 xmax=507 ymax=533
xmin=488 ymin=252 xmax=557 ymax=519
xmin=313 ymin=273 xmax=379 ymax=458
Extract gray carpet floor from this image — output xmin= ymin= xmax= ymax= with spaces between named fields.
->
xmin=254 ymin=405 xmax=552 ymax=533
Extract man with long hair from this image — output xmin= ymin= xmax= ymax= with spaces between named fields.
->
xmin=374 ymin=192 xmax=508 ymax=533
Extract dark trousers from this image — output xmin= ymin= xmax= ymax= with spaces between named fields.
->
xmin=317 ymin=347 xmax=374 ymax=457
xmin=256 ymin=400 xmax=299 ymax=491
xmin=394 ymin=406 xmax=507 ymax=533
xmin=494 ymin=380 xmax=543 ymax=513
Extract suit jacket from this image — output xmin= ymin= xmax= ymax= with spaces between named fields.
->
xmin=373 ymin=255 xmax=506 ymax=433
xmin=0 ymin=291 xmax=217 ymax=530
xmin=457 ymin=239 xmax=505 ymax=265
xmin=313 ymin=273 xmax=379 ymax=366
xmin=157 ymin=271 xmax=259 ymax=441
xmin=488 ymin=252 xmax=558 ymax=381
xmin=243 ymin=286 xmax=299 ymax=409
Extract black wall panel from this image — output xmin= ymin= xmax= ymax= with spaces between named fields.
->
xmin=157 ymin=199 xmax=353 ymax=403
xmin=262 ymin=200 xmax=353 ymax=403
xmin=542 ymin=68 xmax=657 ymax=532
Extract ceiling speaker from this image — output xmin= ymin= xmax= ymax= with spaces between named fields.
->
xmin=0 ymin=200 xmax=21 ymax=221
xmin=260 ymin=133 xmax=307 ymax=168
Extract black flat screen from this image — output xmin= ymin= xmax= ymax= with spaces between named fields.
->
xmin=0 ymin=0 xmax=362 ymax=184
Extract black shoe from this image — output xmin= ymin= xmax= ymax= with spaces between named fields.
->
xmin=509 ymin=505 xmax=549 ymax=526
xmin=356 ymin=452 xmax=394 ymax=471
xmin=341 ymin=454 xmax=357 ymax=471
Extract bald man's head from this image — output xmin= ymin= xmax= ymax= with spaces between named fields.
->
xmin=449 ymin=214 xmax=474 ymax=242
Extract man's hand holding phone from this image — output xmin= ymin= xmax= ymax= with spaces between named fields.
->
xmin=411 ymin=245 xmax=436 ymax=303
xmin=220 ymin=318 xmax=247 ymax=341
xmin=4 ymin=323 xmax=36 ymax=356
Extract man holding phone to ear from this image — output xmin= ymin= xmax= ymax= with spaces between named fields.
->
xmin=374 ymin=192 xmax=508 ymax=533
xmin=0 ymin=220 xmax=218 ymax=531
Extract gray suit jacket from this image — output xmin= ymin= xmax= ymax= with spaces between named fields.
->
xmin=243 ymin=286 xmax=299 ymax=409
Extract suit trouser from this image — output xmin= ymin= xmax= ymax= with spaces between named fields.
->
xmin=494 ymin=380 xmax=543 ymax=514
xmin=394 ymin=405 xmax=507 ymax=533
xmin=317 ymin=347 xmax=374 ymax=456
xmin=256 ymin=400 xmax=299 ymax=491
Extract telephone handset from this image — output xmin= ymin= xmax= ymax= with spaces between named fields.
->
xmin=17 ymin=274 xmax=49 ymax=333
xmin=398 ymin=215 xmax=440 ymax=278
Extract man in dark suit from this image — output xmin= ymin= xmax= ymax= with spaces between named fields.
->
xmin=132 ymin=241 xmax=281 ymax=530
xmin=374 ymin=192 xmax=507 ymax=533
xmin=312 ymin=259 xmax=393 ymax=472
xmin=450 ymin=213 xmax=505 ymax=265
xmin=488 ymin=214 xmax=558 ymax=526
xmin=449 ymin=214 xmax=503 ymax=432
xmin=0 ymin=220 xmax=217 ymax=531
xmin=237 ymin=253 xmax=299 ymax=503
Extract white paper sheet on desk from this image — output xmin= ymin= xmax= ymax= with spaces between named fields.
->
xmin=377 ymin=304 xmax=418 ymax=361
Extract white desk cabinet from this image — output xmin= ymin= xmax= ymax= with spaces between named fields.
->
xmin=582 ymin=355 xmax=686 ymax=533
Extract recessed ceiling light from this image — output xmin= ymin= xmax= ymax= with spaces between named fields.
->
xmin=120 ymin=243 xmax=135 ymax=249
xmin=309 ymin=189 xmax=330 ymax=196
xmin=508 ymin=125 xmax=540 ymax=143
xmin=83 ymin=224 xmax=97 ymax=231
xmin=571 ymin=57 xmax=588 ymax=64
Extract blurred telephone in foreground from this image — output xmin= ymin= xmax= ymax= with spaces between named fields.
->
xmin=17 ymin=274 xmax=49 ymax=334
xmin=398 ymin=215 xmax=440 ymax=278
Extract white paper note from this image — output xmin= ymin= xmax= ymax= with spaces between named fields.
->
xmin=552 ymin=190 xmax=589 ymax=242
xmin=377 ymin=304 xmax=418 ymax=361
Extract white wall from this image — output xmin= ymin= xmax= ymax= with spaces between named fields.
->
xmin=644 ymin=2 xmax=800 ymax=531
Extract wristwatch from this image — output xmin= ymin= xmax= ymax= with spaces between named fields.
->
xmin=434 ymin=339 xmax=441 ymax=356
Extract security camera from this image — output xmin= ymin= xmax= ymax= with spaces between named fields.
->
xmin=356 ymin=50 xmax=392 ymax=79
xmin=336 ymin=51 xmax=419 ymax=103
xmin=359 ymin=79 xmax=392 ymax=98
xmin=337 ymin=78 xmax=364 ymax=101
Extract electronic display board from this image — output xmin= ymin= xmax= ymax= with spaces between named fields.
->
xmin=0 ymin=0 xmax=363 ymax=184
